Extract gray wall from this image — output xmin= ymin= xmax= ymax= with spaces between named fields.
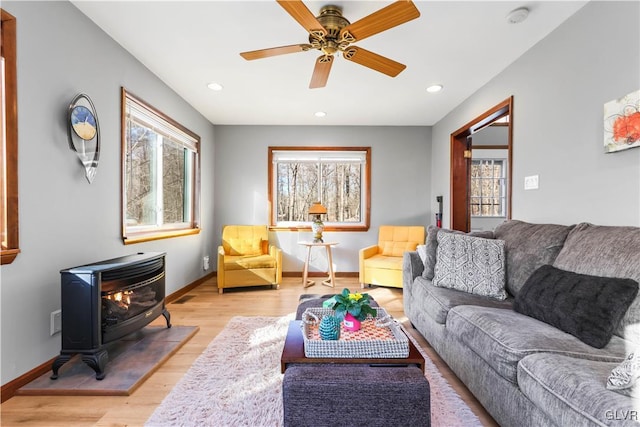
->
xmin=0 ymin=2 xmax=216 ymax=385
xmin=431 ymin=1 xmax=640 ymax=228
xmin=213 ymin=126 xmax=432 ymax=273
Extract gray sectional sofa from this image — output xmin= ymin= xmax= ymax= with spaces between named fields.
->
xmin=403 ymin=220 xmax=640 ymax=427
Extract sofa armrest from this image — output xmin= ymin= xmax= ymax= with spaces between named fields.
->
xmin=217 ymin=246 xmax=225 ymax=285
xmin=403 ymin=251 xmax=424 ymax=289
xmin=269 ymin=245 xmax=283 ymax=284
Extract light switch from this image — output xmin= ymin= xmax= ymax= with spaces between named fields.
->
xmin=524 ymin=175 xmax=539 ymax=190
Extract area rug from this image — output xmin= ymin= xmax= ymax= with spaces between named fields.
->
xmin=19 ymin=325 xmax=198 ymax=396
xmin=145 ymin=316 xmax=482 ymax=427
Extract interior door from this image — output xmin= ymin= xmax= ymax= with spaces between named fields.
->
xmin=450 ymin=97 xmax=513 ymax=232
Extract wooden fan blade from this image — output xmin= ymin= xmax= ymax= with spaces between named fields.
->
xmin=277 ymin=0 xmax=327 ymax=38
xmin=342 ymin=46 xmax=406 ymax=77
xmin=340 ymin=1 xmax=420 ymax=43
xmin=240 ymin=44 xmax=310 ymax=60
xmin=309 ymin=55 xmax=333 ymax=89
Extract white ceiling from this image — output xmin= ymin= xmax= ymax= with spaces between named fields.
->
xmin=71 ymin=1 xmax=587 ymax=126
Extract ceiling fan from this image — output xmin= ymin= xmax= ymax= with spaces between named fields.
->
xmin=240 ymin=0 xmax=421 ymax=89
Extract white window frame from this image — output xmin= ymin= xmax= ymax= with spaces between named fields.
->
xmin=268 ymin=146 xmax=371 ymax=232
xmin=121 ymin=88 xmax=200 ymax=244
xmin=470 ymin=158 xmax=507 ymax=218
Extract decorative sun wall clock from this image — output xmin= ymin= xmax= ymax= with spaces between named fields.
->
xmin=67 ymin=93 xmax=100 ymax=183
xmin=604 ymin=89 xmax=640 ymax=153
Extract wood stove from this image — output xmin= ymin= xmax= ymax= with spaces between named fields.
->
xmin=51 ymin=252 xmax=170 ymax=380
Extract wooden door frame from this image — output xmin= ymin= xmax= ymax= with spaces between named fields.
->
xmin=450 ymin=96 xmax=513 ymax=231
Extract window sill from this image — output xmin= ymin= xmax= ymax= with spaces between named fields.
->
xmin=1 ymin=248 xmax=20 ymax=265
xmin=269 ymin=225 xmax=369 ymax=232
xmin=123 ymin=228 xmax=200 ymax=245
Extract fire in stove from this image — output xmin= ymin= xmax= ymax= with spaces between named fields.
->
xmin=102 ymin=286 xmax=158 ymax=328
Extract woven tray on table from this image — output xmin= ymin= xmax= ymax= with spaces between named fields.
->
xmin=300 ymin=307 xmax=409 ymax=358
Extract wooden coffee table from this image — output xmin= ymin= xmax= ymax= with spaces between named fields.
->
xmin=280 ymin=320 xmax=425 ymax=373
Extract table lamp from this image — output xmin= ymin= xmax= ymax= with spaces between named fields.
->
xmin=309 ymin=202 xmax=327 ymax=243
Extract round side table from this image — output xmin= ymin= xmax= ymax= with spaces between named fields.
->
xmin=298 ymin=241 xmax=338 ymax=288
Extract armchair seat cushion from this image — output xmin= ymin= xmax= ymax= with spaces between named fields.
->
xmin=360 ymin=225 xmax=425 ymax=288
xmin=364 ymin=254 xmax=404 ymax=270
xmin=224 ymin=254 xmax=276 ymax=270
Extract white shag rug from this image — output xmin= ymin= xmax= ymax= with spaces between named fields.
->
xmin=145 ymin=315 xmax=482 ymax=427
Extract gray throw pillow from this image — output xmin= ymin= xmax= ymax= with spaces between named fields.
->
xmin=514 ymin=265 xmax=639 ymax=348
xmin=421 ymin=225 xmax=494 ymax=281
xmin=432 ymin=232 xmax=507 ymax=300
xmin=607 ymin=352 xmax=640 ymax=396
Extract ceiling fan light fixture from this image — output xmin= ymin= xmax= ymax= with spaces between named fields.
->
xmin=207 ymin=82 xmax=224 ymax=91
xmin=426 ymin=84 xmax=443 ymax=93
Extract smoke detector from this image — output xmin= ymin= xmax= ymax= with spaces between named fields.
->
xmin=506 ymin=7 xmax=529 ymax=24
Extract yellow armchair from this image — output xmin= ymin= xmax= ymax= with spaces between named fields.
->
xmin=359 ymin=225 xmax=425 ymax=289
xmin=217 ymin=225 xmax=282 ymax=294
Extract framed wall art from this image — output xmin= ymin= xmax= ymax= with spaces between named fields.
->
xmin=604 ymin=89 xmax=640 ymax=153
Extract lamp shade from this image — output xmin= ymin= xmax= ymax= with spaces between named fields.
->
xmin=309 ymin=202 xmax=327 ymax=215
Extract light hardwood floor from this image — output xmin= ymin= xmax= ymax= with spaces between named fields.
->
xmin=0 ymin=276 xmax=498 ymax=426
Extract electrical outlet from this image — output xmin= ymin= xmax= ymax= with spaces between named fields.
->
xmin=50 ymin=310 xmax=62 ymax=336
xmin=524 ymin=175 xmax=539 ymax=190
xmin=203 ymin=255 xmax=210 ymax=271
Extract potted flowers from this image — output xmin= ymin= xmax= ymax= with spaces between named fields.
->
xmin=332 ymin=288 xmax=377 ymax=331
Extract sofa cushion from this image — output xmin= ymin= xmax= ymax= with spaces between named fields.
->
xmin=553 ymin=223 xmax=640 ymax=342
xmin=447 ymin=305 xmax=627 ymax=384
xmin=433 ymin=233 xmax=507 ymax=300
xmin=518 ymin=353 xmax=638 ymax=427
xmin=223 ymin=254 xmax=276 ymax=270
xmin=514 ymin=265 xmax=638 ymax=348
xmin=494 ymin=220 xmax=574 ymax=296
xmin=421 ymin=225 xmax=494 ymax=280
xmin=412 ymin=277 xmax=512 ymax=325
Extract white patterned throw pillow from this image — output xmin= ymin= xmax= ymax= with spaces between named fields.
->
xmin=433 ymin=233 xmax=507 ymax=300
xmin=607 ymin=352 xmax=640 ymax=396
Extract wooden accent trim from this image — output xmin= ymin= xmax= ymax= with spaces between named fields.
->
xmin=450 ymin=96 xmax=513 ymax=232
xmin=450 ymin=134 xmax=470 ymax=231
xmin=120 ymin=88 xmax=201 ymax=245
xmin=1 ymin=9 xmax=19 ymax=265
xmin=1 ymin=356 xmax=57 ymax=403
xmin=269 ymin=225 xmax=368 ymax=232
xmin=123 ymin=228 xmax=201 ymax=245
xmin=165 ymin=271 xmax=215 ymax=304
xmin=471 ymin=145 xmax=509 ymax=150
xmin=0 ymin=272 xmax=215 ymax=402
xmin=267 ymin=146 xmax=371 ymax=232
xmin=282 ymin=271 xmax=359 ymax=278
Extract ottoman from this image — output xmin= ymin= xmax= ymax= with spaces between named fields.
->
xmin=283 ymin=363 xmax=430 ymax=427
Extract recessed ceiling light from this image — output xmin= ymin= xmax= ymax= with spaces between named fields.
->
xmin=207 ymin=82 xmax=223 ymax=91
xmin=426 ymin=84 xmax=443 ymax=93
xmin=506 ymin=7 xmax=529 ymax=24
xmin=314 ymin=111 xmax=327 ymax=118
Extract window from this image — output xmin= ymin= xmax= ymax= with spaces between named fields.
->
xmin=121 ymin=89 xmax=200 ymax=244
xmin=268 ymin=147 xmax=370 ymax=231
xmin=1 ymin=9 xmax=19 ymax=265
xmin=470 ymin=159 xmax=506 ymax=217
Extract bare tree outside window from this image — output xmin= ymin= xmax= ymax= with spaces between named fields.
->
xmin=269 ymin=147 xmax=370 ymax=231
xmin=122 ymin=89 xmax=200 ymax=244
xmin=470 ymin=159 xmax=506 ymax=217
